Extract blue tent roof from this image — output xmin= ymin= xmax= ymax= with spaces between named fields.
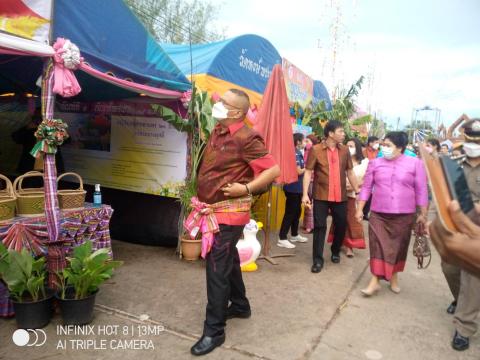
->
xmin=162 ymin=34 xmax=282 ymax=95
xmin=53 ymin=0 xmax=190 ymax=92
xmin=313 ymin=80 xmax=332 ymax=110
xmin=0 ymin=0 xmax=190 ymax=101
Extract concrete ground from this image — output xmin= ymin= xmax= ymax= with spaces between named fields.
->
xmin=1 ymin=219 xmax=479 ymax=360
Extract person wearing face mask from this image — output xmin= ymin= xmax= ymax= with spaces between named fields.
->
xmin=354 ymin=131 xmax=428 ymax=296
xmin=431 ymin=118 xmax=480 ymax=352
xmin=189 ymin=89 xmax=280 ymax=356
xmin=364 ymin=136 xmax=380 ymax=160
xmin=361 ymin=136 xmax=380 ymax=220
xmin=327 ymin=138 xmax=368 ymax=257
xmin=302 ymin=120 xmax=360 ymax=273
xmin=302 ymin=134 xmax=320 ymax=234
xmin=425 ymin=138 xmax=441 ymax=155
xmin=277 ymin=133 xmax=308 ymax=248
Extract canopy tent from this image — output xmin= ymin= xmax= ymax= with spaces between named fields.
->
xmin=0 ymin=0 xmax=192 ymax=247
xmin=0 ymin=0 xmax=191 ymax=101
xmin=313 ymin=80 xmax=332 ymax=109
xmin=163 ymin=34 xmax=282 ymax=106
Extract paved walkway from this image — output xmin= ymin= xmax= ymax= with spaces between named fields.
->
xmin=1 ymin=221 xmax=479 ymax=359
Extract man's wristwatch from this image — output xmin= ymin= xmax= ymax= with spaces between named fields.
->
xmin=245 ymin=184 xmax=252 ymax=196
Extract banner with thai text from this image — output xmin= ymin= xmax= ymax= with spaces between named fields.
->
xmin=282 ymin=58 xmax=314 ymax=108
xmin=56 ymin=100 xmax=187 ymax=197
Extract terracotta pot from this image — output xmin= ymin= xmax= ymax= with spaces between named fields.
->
xmin=181 ymin=237 xmax=202 ymax=261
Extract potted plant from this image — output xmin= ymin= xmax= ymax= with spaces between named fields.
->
xmin=0 ymin=243 xmax=54 ymax=329
xmin=55 ymin=241 xmax=122 ymax=325
xmin=153 ymin=86 xmax=214 ymax=261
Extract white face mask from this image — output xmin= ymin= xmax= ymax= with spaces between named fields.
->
xmin=349 ymin=147 xmax=356 ymax=156
xmin=382 ymin=147 xmax=395 ymax=159
xmin=372 ymin=143 xmax=380 ymax=150
xmin=463 ymin=142 xmax=480 ymax=158
xmin=211 ymin=102 xmax=229 ymax=120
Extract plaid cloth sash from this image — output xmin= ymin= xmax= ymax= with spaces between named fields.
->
xmin=184 ymin=196 xmax=252 ymax=258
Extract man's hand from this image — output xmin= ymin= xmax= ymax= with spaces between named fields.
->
xmin=302 ymin=194 xmax=312 ymax=209
xmin=429 ymin=200 xmax=480 ymax=274
xmin=221 ymin=183 xmax=248 ymax=198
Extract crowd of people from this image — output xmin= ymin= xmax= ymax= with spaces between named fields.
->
xmin=188 ymin=88 xmax=479 ymax=356
xmin=276 ymin=118 xmax=480 ymax=353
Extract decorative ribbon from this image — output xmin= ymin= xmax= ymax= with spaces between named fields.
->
xmin=52 ymin=37 xmax=82 ymax=98
xmin=184 ymin=196 xmax=252 ymax=258
xmin=30 ymin=118 xmax=69 ymax=158
xmin=180 ymin=89 xmax=192 ymax=109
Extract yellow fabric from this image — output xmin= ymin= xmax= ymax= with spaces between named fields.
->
xmin=191 ymin=74 xmax=263 ymax=107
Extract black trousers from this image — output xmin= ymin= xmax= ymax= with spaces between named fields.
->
xmin=279 ymin=191 xmax=302 ymax=239
xmin=204 ymin=224 xmax=250 ymax=337
xmin=312 ymin=200 xmax=348 ymax=264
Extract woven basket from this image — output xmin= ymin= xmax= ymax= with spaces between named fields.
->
xmin=0 ymin=174 xmax=16 ymax=222
xmin=57 ymin=172 xmax=86 ymax=210
xmin=13 ymin=171 xmax=45 ymax=217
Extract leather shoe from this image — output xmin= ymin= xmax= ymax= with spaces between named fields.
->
xmin=226 ymin=307 xmax=251 ymax=319
xmin=331 ymin=254 xmax=340 ymax=263
xmin=452 ymin=331 xmax=469 ymax=351
xmin=191 ymin=334 xmax=225 ymax=356
xmin=311 ymin=263 xmax=323 ymax=273
xmin=447 ymin=300 xmax=457 ymax=314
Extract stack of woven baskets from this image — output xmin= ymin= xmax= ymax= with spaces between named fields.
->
xmin=0 ymin=171 xmax=87 ymax=220
xmin=13 ymin=171 xmax=45 ymax=217
xmin=57 ymin=172 xmax=86 ymax=210
xmin=0 ymin=174 xmax=16 ymax=222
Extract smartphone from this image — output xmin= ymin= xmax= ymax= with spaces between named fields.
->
xmin=440 ymin=156 xmax=474 ymax=214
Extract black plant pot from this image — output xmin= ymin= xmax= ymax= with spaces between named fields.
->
xmin=12 ymin=289 xmax=54 ymax=329
xmin=55 ymin=288 xmax=98 ymax=325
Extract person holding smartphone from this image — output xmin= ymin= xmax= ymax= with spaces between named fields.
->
xmin=430 ymin=118 xmax=480 ymax=352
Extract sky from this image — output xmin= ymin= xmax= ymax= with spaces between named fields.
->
xmin=210 ymin=0 xmax=480 ymax=129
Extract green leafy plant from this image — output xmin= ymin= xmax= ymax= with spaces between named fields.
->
xmin=57 ymin=241 xmax=122 ymax=300
xmin=152 ymin=85 xmax=215 ymax=247
xmin=305 ymin=76 xmax=367 ymax=138
xmin=0 ymin=244 xmax=47 ymax=302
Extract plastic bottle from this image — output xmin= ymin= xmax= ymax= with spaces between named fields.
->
xmin=93 ymin=184 xmax=102 ymax=207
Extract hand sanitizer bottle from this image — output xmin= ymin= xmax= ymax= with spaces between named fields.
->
xmin=93 ymin=184 xmax=102 ymax=207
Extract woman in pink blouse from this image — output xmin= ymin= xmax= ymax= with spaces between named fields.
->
xmin=355 ymin=132 xmax=428 ymax=296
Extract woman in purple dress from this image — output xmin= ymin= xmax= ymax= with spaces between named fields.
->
xmin=355 ymin=132 xmax=428 ymax=295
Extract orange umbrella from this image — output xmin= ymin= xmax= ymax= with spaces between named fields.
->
xmin=254 ymin=64 xmax=298 ymax=184
xmin=254 ymin=64 xmax=298 ymax=264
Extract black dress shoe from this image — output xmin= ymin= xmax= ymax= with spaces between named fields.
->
xmin=452 ymin=331 xmax=469 ymax=351
xmin=447 ymin=300 xmax=457 ymax=314
xmin=331 ymin=254 xmax=340 ymax=263
xmin=311 ymin=263 xmax=323 ymax=273
xmin=226 ymin=307 xmax=251 ymax=319
xmin=190 ymin=334 xmax=225 ymax=356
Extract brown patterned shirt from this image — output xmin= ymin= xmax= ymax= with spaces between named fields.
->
xmin=197 ymin=121 xmax=276 ymax=224
xmin=305 ymin=141 xmax=353 ymax=202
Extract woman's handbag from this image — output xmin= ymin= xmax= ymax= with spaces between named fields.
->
xmin=412 ymin=222 xmax=432 ymax=269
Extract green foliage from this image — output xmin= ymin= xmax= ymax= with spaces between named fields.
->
xmin=152 ymin=85 xmax=214 ymax=212
xmin=305 ymin=76 xmax=366 ymax=139
xmin=0 ymin=246 xmax=46 ymax=302
xmin=125 ymin=0 xmax=225 ymax=44
xmin=57 ymin=241 xmax=122 ymax=300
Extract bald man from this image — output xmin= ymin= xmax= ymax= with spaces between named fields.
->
xmin=189 ymin=89 xmax=280 ymax=356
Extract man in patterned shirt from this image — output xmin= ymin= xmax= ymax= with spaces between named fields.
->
xmin=190 ymin=89 xmax=279 ymax=356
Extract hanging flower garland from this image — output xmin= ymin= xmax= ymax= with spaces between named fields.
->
xmin=30 ymin=118 xmax=70 ymax=158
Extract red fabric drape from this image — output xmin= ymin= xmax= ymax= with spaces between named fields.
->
xmin=254 ymin=64 xmax=297 ymax=185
